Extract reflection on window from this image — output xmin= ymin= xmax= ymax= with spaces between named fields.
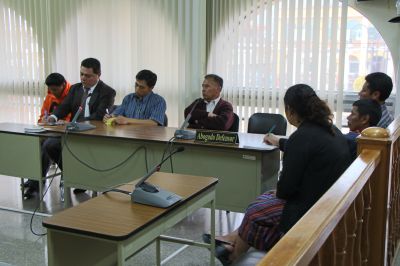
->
xmin=344 ymin=9 xmax=394 ymax=93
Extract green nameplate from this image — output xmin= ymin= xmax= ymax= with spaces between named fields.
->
xmin=195 ymin=131 xmax=239 ymax=144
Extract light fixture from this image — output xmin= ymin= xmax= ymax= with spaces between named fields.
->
xmin=389 ymin=0 xmax=400 ymax=23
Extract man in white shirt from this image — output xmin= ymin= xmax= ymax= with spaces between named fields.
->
xmin=184 ymin=74 xmax=234 ymax=131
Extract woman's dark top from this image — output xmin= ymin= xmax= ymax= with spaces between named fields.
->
xmin=277 ymin=121 xmax=351 ymax=233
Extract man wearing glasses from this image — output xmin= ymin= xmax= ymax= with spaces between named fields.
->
xmin=24 ymin=58 xmax=116 ymax=197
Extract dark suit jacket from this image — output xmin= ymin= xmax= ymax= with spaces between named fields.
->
xmin=184 ymin=98 xmax=234 ymax=131
xmin=54 ymin=80 xmax=116 ymax=121
xmin=276 ymin=122 xmax=351 ymax=233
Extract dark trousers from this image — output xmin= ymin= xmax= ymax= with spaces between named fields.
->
xmin=42 ymin=137 xmax=63 ymax=171
xmin=26 ymin=138 xmax=58 ymax=189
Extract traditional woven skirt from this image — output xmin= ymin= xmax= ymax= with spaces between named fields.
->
xmin=238 ymin=190 xmax=285 ymax=251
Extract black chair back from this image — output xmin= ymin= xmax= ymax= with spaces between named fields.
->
xmin=247 ymin=113 xmax=287 ymax=135
xmin=228 ymin=113 xmax=240 ymax=132
xmin=164 ymin=114 xmax=168 ymax=126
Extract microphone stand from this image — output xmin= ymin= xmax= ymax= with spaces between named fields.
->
xmin=66 ymin=93 xmax=96 ymax=131
xmin=174 ymin=98 xmax=202 ymax=139
xmin=131 ymin=147 xmax=185 ymax=208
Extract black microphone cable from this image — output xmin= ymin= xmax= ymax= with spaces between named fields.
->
xmin=29 ymin=126 xmax=69 ymax=236
xmin=63 ymin=132 xmax=149 ymax=173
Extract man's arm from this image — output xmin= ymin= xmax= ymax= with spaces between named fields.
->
xmin=53 ymin=85 xmax=77 ymax=120
xmin=194 ymin=100 xmax=234 ymax=130
xmin=114 ymin=116 xmax=158 ymax=126
xmin=88 ymin=83 xmax=116 ymax=121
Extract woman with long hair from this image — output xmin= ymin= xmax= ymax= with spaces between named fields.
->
xmin=204 ymin=84 xmax=351 ymax=265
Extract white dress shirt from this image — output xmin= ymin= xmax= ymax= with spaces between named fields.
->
xmin=205 ymin=97 xmax=221 ymax=113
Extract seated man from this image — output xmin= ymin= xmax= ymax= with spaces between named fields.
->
xmin=103 ymin=69 xmax=166 ymax=126
xmin=359 ymin=72 xmax=393 ymax=128
xmin=24 ymin=73 xmax=72 ymax=198
xmin=39 ymin=58 xmax=116 ymax=195
xmin=38 ymin=73 xmax=72 ymax=123
xmin=345 ymin=99 xmax=382 ymax=160
xmin=184 ymin=74 xmax=234 ymax=131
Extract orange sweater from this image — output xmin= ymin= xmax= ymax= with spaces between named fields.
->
xmin=38 ymin=81 xmax=72 ymax=122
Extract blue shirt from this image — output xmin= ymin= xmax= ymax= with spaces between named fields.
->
xmin=377 ymin=103 xmax=393 ymax=128
xmin=113 ymin=92 xmax=166 ymax=125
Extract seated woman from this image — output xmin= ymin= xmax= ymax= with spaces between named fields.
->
xmin=204 ymin=84 xmax=352 ymax=265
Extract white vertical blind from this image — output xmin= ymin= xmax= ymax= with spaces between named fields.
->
xmin=207 ymin=0 xmax=348 ymax=133
xmin=0 ymin=0 xmax=206 ymax=126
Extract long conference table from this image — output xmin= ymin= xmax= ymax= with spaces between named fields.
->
xmin=0 ymin=121 xmax=279 ymax=212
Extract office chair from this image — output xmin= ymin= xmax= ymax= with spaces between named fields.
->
xmin=247 ymin=113 xmax=287 ymax=135
xmin=164 ymin=114 xmax=168 ymax=126
xmin=228 ymin=113 xmax=240 ymax=132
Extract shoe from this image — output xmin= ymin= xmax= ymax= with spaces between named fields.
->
xmin=202 ymin=233 xmax=233 ymax=246
xmin=23 ymin=186 xmax=38 ymax=200
xmin=215 ymin=244 xmax=232 ymax=266
xmin=73 ymin=188 xmax=87 ymax=194
xmin=23 ymin=180 xmax=38 ymax=188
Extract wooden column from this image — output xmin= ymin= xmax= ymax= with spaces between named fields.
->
xmin=357 ymin=127 xmax=391 ymax=266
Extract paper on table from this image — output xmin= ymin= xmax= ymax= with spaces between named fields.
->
xmin=240 ymin=133 xmax=276 ymax=150
xmin=24 ymin=125 xmax=46 ymax=133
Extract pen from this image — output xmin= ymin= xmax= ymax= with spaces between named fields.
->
xmin=267 ymin=125 xmax=276 ymax=135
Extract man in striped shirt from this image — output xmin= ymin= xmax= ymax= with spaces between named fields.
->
xmin=359 ymin=72 xmax=393 ymax=128
xmin=104 ymin=70 xmax=166 ymax=126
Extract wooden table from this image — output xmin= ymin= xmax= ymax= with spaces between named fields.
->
xmin=43 ymin=172 xmax=218 ymax=266
xmin=46 ymin=121 xmax=279 ymax=212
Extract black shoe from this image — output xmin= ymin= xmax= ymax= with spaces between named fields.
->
xmin=202 ymin=233 xmax=233 ymax=246
xmin=73 ymin=188 xmax=87 ymax=194
xmin=215 ymin=244 xmax=232 ymax=266
xmin=23 ymin=180 xmax=39 ymax=188
xmin=23 ymin=186 xmax=38 ymax=200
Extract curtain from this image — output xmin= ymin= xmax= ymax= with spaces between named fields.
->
xmin=0 ymin=0 xmax=206 ymax=126
xmin=207 ymin=0 xmax=348 ymax=133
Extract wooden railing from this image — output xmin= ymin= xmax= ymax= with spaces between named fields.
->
xmin=258 ymin=116 xmax=400 ymax=266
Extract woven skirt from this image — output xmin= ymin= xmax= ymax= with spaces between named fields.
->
xmin=238 ymin=190 xmax=285 ymax=251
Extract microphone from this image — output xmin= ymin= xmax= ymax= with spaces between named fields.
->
xmin=175 ymin=98 xmax=202 ymax=139
xmin=66 ymin=93 xmax=96 ymax=131
xmin=131 ymin=146 xmax=185 ymax=208
xmin=135 ymin=146 xmax=185 ymax=190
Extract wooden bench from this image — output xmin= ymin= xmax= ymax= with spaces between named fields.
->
xmin=251 ymin=116 xmax=400 ymax=266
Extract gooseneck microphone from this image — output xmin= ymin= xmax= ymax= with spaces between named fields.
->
xmin=66 ymin=93 xmax=96 ymax=131
xmin=135 ymin=146 xmax=185 ymax=190
xmin=182 ymin=98 xmax=202 ymax=130
xmin=131 ymin=146 xmax=185 ymax=208
xmin=174 ymin=98 xmax=202 ymax=139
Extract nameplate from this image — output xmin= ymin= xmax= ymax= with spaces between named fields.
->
xmin=195 ymin=131 xmax=239 ymax=144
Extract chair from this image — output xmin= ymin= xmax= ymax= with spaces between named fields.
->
xmin=247 ymin=113 xmax=287 ymax=135
xmin=163 ymin=114 xmax=168 ymax=126
xmin=228 ymin=113 xmax=240 ymax=132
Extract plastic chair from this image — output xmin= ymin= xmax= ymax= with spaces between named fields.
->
xmin=247 ymin=113 xmax=287 ymax=135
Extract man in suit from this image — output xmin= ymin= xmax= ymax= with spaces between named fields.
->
xmin=24 ymin=58 xmax=116 ymax=198
xmin=184 ymin=74 xmax=234 ymax=131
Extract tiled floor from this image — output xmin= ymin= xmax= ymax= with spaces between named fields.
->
xmin=0 ymin=170 xmax=244 ymax=266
